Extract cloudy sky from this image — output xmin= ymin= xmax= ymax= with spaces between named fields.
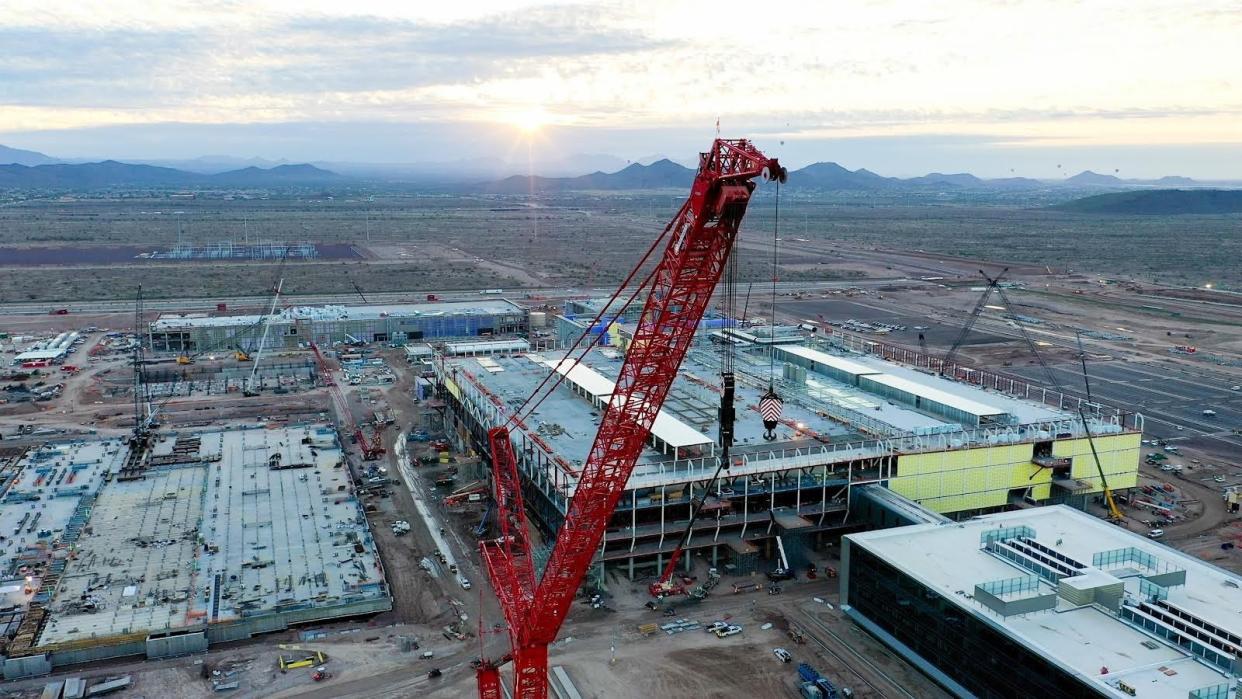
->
xmin=1 ymin=0 xmax=1240 ymax=177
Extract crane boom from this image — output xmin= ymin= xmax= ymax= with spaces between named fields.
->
xmin=479 ymin=139 xmax=783 ymax=699
xmin=244 ymin=276 xmax=283 ymax=396
xmin=310 ymin=341 xmax=384 ymax=460
xmin=941 ymin=268 xmax=1007 ymax=374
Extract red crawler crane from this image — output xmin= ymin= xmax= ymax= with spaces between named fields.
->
xmin=310 ymin=341 xmax=385 ymax=460
xmin=477 ymin=139 xmax=785 ymax=698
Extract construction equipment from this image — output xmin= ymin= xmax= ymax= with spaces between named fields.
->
xmin=981 ymin=283 xmax=1124 ymax=524
xmin=242 ymin=268 xmax=285 ymax=397
xmin=476 ymin=139 xmax=783 ymax=698
xmin=768 ymin=534 xmax=794 ymax=581
xmin=233 ymin=344 xmax=252 ymax=362
xmin=941 ymin=268 xmax=1009 ymax=376
xmin=278 ymin=651 xmax=327 ymax=672
xmin=310 ymin=342 xmax=385 ymax=460
xmin=130 ymin=285 xmax=151 ymax=444
xmin=1075 ymin=333 xmax=1125 ymax=523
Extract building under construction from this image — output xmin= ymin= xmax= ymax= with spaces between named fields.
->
xmin=0 ymin=425 xmax=390 ymax=677
xmin=435 ymin=334 xmax=1142 ymax=581
xmin=148 ymin=299 xmax=528 ymax=354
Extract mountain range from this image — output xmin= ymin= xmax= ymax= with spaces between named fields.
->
xmin=0 ymin=142 xmax=1224 ymax=192
xmin=476 ymin=159 xmax=1208 ymax=193
xmin=0 ymin=160 xmax=343 ymax=189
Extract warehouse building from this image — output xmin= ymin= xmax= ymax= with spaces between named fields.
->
xmin=842 ymin=506 xmax=1239 ymax=698
xmin=435 ymin=337 xmax=1141 ymax=580
xmin=148 ymin=299 xmax=527 ymax=354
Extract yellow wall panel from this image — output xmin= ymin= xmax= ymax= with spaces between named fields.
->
xmin=888 ymin=435 xmax=1138 ymax=515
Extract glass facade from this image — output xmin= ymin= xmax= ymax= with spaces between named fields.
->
xmin=846 ymin=544 xmax=1101 ymax=698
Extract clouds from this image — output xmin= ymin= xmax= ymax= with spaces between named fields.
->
xmin=0 ymin=0 xmax=1239 ymax=174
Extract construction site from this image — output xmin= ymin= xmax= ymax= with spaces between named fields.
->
xmin=0 ymin=424 xmax=390 ymax=675
xmin=1 ymin=138 xmax=1241 ymax=699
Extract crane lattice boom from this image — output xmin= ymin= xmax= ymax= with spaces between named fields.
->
xmin=479 ymin=139 xmax=783 ymax=699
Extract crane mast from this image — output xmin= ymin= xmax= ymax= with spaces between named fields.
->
xmin=478 ymin=139 xmax=784 ymax=699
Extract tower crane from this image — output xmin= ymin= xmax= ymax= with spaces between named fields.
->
xmin=477 ymin=139 xmax=784 ymax=698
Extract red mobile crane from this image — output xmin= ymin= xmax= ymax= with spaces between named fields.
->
xmin=477 ymin=139 xmax=784 ymax=698
xmin=310 ymin=341 xmax=385 ymax=460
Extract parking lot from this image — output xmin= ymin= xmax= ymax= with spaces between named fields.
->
xmin=777 ymin=297 xmax=1009 ymax=348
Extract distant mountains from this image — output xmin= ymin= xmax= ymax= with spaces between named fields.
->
xmin=0 ymin=141 xmax=1227 ymax=193
xmin=484 ymin=159 xmax=694 ymax=193
xmin=478 ymin=160 xmax=1189 ymax=193
xmin=0 ymin=143 xmax=59 ymax=167
xmin=1052 ymin=189 xmax=1242 ymax=215
xmin=0 ymin=160 xmax=344 ymax=189
xmin=1064 ymin=170 xmax=1198 ymax=187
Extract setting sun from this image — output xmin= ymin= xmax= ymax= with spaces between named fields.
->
xmin=508 ymin=107 xmax=550 ymax=134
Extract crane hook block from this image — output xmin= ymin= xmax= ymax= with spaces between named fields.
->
xmin=760 ymin=388 xmax=783 ymax=441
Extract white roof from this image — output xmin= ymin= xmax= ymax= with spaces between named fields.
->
xmin=15 ymin=349 xmax=66 ymax=361
xmin=543 ymin=359 xmax=711 ymax=449
xmin=445 ymin=339 xmax=530 ymax=354
xmin=777 ymin=345 xmax=882 ymax=378
xmin=862 ymin=372 xmax=1006 ymax=418
xmin=848 ymin=506 xmax=1242 ymax=697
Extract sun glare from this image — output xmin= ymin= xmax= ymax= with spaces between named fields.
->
xmin=509 ymin=108 xmax=549 ymax=134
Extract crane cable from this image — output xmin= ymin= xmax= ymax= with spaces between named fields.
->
xmin=768 ymin=181 xmax=781 ymax=383
xmin=505 ymin=202 xmax=686 ymax=428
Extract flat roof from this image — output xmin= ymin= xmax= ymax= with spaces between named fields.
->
xmin=844 ymin=353 xmax=1069 ymax=424
xmin=14 ymin=349 xmax=66 ymax=361
xmin=446 ymin=339 xmax=530 ymax=354
xmin=543 ymin=358 xmax=712 ymax=449
xmin=862 ymin=372 xmax=1007 ymax=418
xmin=37 ymin=425 xmax=387 ymax=646
xmin=847 ymin=506 xmax=1241 ymax=697
xmin=152 ymin=299 xmax=524 ymax=329
xmin=775 ymin=345 xmax=881 ymax=378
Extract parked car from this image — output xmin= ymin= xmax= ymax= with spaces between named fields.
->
xmin=714 ymin=624 xmax=742 ymax=638
xmin=705 ymin=621 xmax=728 ymax=634
xmin=1148 ymin=529 xmax=1165 ymax=539
xmin=773 ymin=648 xmax=793 ymax=663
